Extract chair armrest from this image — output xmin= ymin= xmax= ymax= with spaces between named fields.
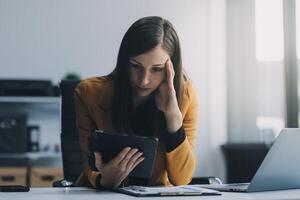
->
xmin=53 ymin=179 xmax=75 ymax=187
xmin=189 ymin=176 xmax=222 ymax=185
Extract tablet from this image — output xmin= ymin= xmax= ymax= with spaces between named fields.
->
xmin=89 ymin=129 xmax=158 ymax=178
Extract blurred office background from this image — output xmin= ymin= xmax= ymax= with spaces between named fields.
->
xmin=0 ymin=0 xmax=299 ymax=187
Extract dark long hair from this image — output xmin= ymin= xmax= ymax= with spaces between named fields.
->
xmin=109 ymin=16 xmax=185 ymax=132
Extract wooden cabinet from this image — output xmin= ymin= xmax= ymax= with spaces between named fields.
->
xmin=30 ymin=167 xmax=63 ymax=187
xmin=0 ymin=153 xmax=63 ymax=187
xmin=0 ymin=166 xmax=63 ymax=187
xmin=0 ymin=167 xmax=27 ymax=186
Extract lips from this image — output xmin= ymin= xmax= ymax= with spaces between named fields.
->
xmin=134 ymin=85 xmax=151 ymax=96
xmin=136 ymin=86 xmax=150 ymax=90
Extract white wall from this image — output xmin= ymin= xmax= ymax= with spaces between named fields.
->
xmin=0 ymin=0 xmax=211 ymax=84
xmin=0 ymin=0 xmax=227 ymax=181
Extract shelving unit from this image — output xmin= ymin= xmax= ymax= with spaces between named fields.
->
xmin=0 ymin=95 xmax=63 ymax=187
xmin=0 ymin=95 xmax=61 ymax=150
xmin=0 ymin=96 xmax=60 ymax=118
xmin=0 ymin=96 xmax=60 ymax=103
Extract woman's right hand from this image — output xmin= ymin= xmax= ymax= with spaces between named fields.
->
xmin=94 ymin=147 xmax=144 ymax=188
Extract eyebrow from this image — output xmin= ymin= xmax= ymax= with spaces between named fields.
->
xmin=130 ymin=59 xmax=166 ymax=67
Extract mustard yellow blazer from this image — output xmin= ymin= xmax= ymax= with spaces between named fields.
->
xmin=74 ymin=76 xmax=198 ymax=188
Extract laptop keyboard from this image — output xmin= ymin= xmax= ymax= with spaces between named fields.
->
xmin=222 ymin=183 xmax=249 ymax=191
xmin=204 ymin=183 xmax=250 ymax=192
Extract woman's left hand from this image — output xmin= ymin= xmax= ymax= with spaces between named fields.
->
xmin=155 ymin=59 xmax=183 ymax=133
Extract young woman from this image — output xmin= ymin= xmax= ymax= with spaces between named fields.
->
xmin=74 ymin=16 xmax=198 ymax=189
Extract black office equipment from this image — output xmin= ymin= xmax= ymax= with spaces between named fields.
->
xmin=89 ymin=130 xmax=158 ymax=178
xmin=222 ymin=143 xmax=269 ymax=183
xmin=0 ymin=114 xmax=27 ymax=153
xmin=0 ymin=79 xmax=54 ymax=96
xmin=26 ymin=125 xmax=40 ymax=152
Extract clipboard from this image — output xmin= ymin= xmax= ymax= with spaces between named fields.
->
xmin=114 ymin=185 xmax=221 ymax=197
xmin=89 ymin=129 xmax=158 ymax=178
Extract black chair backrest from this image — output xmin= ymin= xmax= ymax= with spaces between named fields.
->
xmin=60 ymin=80 xmax=83 ymax=183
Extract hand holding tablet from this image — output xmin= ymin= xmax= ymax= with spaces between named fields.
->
xmin=89 ymin=130 xmax=158 ymax=178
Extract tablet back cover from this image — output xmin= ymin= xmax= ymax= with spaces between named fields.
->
xmin=89 ymin=130 xmax=158 ymax=178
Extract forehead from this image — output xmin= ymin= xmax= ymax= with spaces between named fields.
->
xmin=130 ymin=46 xmax=169 ymax=65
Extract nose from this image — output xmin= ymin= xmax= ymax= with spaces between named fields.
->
xmin=139 ymin=71 xmax=150 ymax=86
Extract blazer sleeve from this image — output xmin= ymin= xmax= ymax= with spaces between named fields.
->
xmin=165 ymin=83 xmax=198 ymax=185
xmin=74 ymin=82 xmax=100 ymax=188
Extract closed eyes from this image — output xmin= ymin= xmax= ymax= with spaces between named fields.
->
xmin=129 ymin=63 xmax=164 ymax=73
xmin=151 ymin=67 xmax=163 ymax=72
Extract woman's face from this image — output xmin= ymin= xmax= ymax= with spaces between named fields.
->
xmin=129 ymin=45 xmax=170 ymax=97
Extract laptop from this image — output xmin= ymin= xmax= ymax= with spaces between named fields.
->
xmin=204 ymin=128 xmax=300 ymax=192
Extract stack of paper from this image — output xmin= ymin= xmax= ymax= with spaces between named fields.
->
xmin=115 ymin=184 xmax=221 ymax=197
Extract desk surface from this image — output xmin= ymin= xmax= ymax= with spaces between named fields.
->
xmin=1 ymin=187 xmax=300 ymax=200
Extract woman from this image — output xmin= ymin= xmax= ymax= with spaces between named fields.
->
xmin=74 ymin=16 xmax=198 ymax=189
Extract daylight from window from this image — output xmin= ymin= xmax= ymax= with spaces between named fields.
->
xmin=255 ymin=0 xmax=283 ymax=62
xmin=296 ymin=0 xmax=300 ymax=58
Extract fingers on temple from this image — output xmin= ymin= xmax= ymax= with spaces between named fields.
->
xmin=166 ymin=60 xmax=175 ymax=85
xmin=166 ymin=60 xmax=171 ymax=81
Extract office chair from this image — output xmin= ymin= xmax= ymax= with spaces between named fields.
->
xmin=53 ymin=80 xmax=82 ymax=187
xmin=53 ymin=80 xmax=220 ymax=187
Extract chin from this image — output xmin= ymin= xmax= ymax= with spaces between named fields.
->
xmin=136 ymin=91 xmax=152 ymax=97
xmin=135 ymin=89 xmax=153 ymax=97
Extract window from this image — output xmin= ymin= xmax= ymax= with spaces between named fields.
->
xmin=255 ymin=0 xmax=284 ymax=62
xmin=296 ymin=0 xmax=300 ymax=58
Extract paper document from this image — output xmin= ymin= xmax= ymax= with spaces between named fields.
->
xmin=115 ymin=184 xmax=221 ymax=197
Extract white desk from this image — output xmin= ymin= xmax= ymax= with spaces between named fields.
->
xmin=1 ymin=187 xmax=300 ymax=200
